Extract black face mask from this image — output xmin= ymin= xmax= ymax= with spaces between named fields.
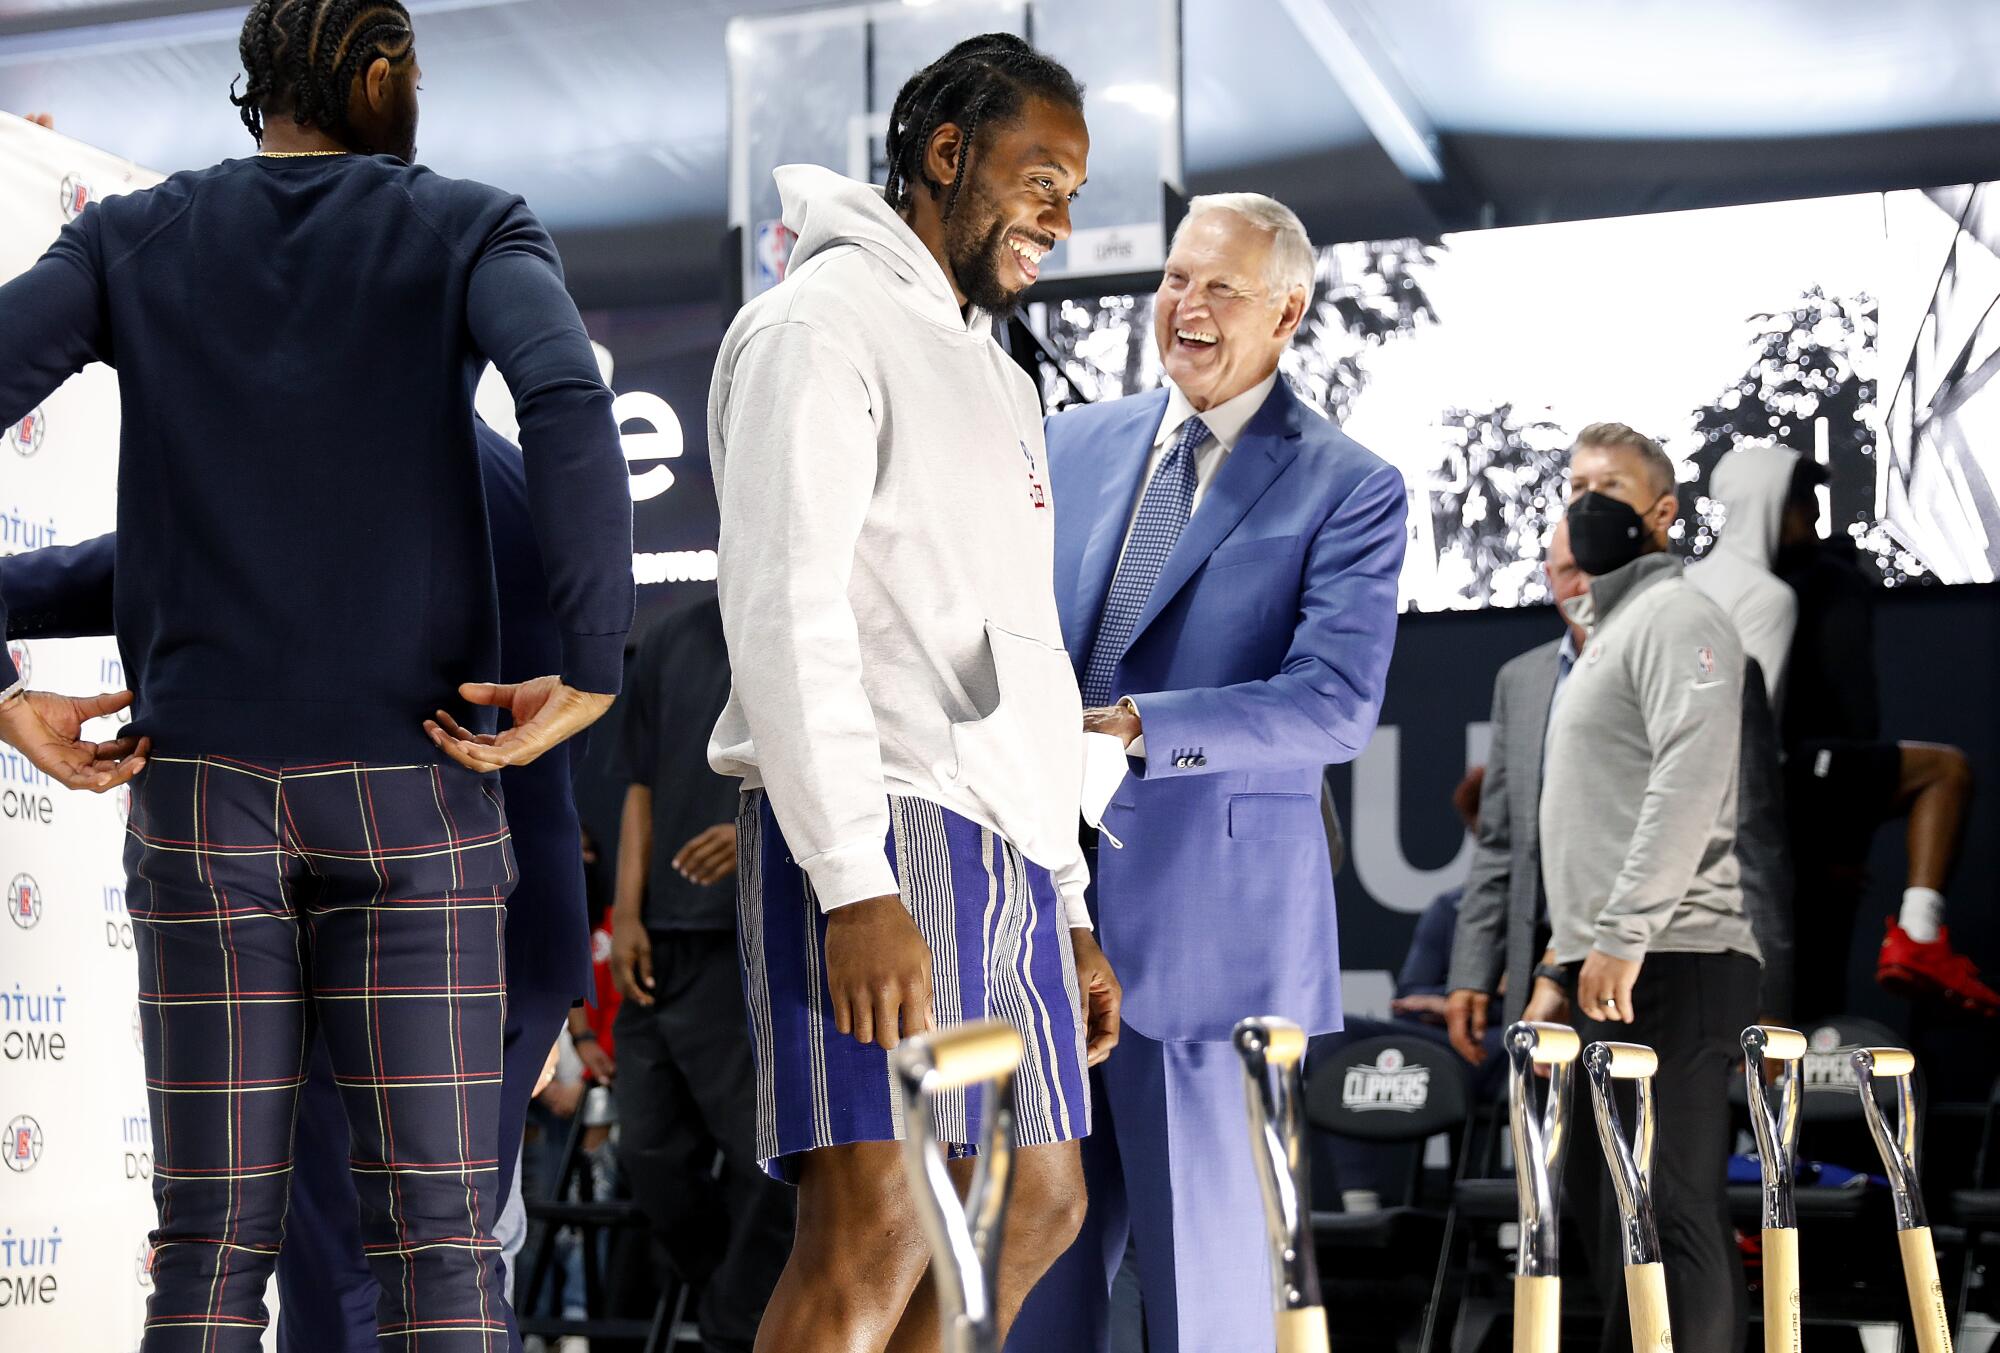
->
xmin=1567 ymin=491 xmax=1659 ymax=576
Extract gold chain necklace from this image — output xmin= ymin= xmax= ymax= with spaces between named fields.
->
xmin=259 ymin=150 xmax=349 ymax=159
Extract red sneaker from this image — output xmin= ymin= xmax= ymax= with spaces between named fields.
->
xmin=1879 ymin=919 xmax=2000 ymax=1016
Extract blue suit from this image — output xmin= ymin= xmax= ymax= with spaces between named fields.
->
xmin=0 ymin=425 xmax=592 ymax=1353
xmin=1009 ymin=378 xmax=1405 ymax=1353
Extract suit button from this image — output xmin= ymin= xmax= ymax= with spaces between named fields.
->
xmin=1193 ymin=755 xmax=1207 ymax=767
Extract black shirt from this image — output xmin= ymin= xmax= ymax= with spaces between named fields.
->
xmin=0 ymin=154 xmax=635 ymax=758
xmin=624 ymin=597 xmax=739 ymax=932
xmin=1777 ymin=540 xmax=1880 ymax=749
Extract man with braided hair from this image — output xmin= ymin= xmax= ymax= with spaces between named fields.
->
xmin=0 ymin=3 xmax=632 ymax=1349
xmin=708 ymin=32 xmax=1121 ymax=1353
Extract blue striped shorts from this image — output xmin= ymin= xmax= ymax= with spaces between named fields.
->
xmin=735 ymin=790 xmax=1091 ymax=1181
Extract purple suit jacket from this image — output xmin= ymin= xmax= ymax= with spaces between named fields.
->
xmin=1049 ymin=378 xmax=1407 ymax=1041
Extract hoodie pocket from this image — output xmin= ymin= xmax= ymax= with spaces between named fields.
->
xmin=947 ymin=621 xmax=1085 ymax=864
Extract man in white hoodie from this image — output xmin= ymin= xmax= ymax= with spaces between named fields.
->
xmin=705 ymin=35 xmax=1122 ymax=1353
xmin=1688 ymin=443 xmax=1801 ymax=716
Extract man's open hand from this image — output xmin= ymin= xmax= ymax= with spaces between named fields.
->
xmin=825 ymin=894 xmax=933 ymax=1051
xmin=0 ymin=689 xmax=148 ymax=792
xmin=425 ymin=676 xmax=613 ymax=772
xmin=672 ymin=823 xmax=737 ymax=886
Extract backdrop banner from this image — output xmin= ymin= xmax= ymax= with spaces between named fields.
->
xmin=0 ymin=113 xmax=161 ymax=1351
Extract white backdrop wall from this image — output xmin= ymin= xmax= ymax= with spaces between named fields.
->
xmin=0 ymin=113 xmax=161 ymax=1353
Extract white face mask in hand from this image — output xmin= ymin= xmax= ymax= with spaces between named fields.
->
xmin=1081 ymin=731 xmax=1129 ymax=849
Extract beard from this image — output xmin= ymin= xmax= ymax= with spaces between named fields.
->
xmin=943 ymin=184 xmax=1026 ymax=318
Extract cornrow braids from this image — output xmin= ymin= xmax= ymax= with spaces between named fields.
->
xmin=881 ymin=32 xmax=1082 ymax=221
xmin=231 ymin=0 xmax=415 ymax=145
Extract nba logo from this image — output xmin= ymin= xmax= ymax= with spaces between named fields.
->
xmin=7 ymin=640 xmax=29 ymax=684
xmin=752 ymin=219 xmax=797 ymax=291
xmin=58 ymin=172 xmax=91 ymax=221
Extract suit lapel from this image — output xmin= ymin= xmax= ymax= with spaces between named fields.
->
xmin=1062 ymin=389 xmax=1167 ymax=662
xmin=1519 ymin=640 xmax=1564 ymax=848
xmin=1122 ymin=380 xmax=1305 ymax=652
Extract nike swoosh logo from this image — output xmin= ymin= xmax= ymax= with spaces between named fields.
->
xmin=1691 ymin=680 xmax=1725 ymax=690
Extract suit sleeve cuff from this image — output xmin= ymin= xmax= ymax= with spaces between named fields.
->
xmin=560 ymin=630 xmax=627 ymax=696
xmin=1121 ymin=689 xmax=1200 ymax=779
xmin=799 ymin=841 xmax=901 ymax=914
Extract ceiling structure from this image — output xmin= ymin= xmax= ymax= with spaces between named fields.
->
xmin=2 ymin=0 xmax=1998 ymax=307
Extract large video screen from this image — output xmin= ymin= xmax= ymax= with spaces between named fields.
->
xmin=1035 ymin=182 xmax=2000 ymax=612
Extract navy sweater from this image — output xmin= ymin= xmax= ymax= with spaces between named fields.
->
xmin=0 ymin=154 xmax=633 ymax=760
xmin=4 ymin=423 xmax=594 ymax=1002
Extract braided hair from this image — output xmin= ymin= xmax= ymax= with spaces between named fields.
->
xmin=230 ymin=0 xmax=415 ymax=145
xmin=882 ymin=33 xmax=1083 ymax=221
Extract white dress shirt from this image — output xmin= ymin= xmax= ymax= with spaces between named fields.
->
xmin=1117 ymin=370 xmax=1281 ymax=558
xmin=1113 ymin=370 xmax=1281 ymax=754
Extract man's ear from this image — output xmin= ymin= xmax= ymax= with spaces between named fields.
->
xmin=363 ymin=56 xmax=393 ymax=115
xmin=1654 ymin=491 xmax=1681 ymax=539
xmin=924 ymin=122 xmax=966 ymax=193
xmin=1274 ymin=285 xmax=1308 ymax=341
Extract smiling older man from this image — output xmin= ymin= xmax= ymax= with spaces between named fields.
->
xmin=1007 ymin=194 xmax=1408 ymax=1353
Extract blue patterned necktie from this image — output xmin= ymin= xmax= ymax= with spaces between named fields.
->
xmin=1081 ymin=415 xmax=1211 ymax=706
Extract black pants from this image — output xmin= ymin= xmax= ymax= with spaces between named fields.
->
xmin=1566 ymin=950 xmax=1761 ymax=1353
xmin=614 ymin=929 xmax=794 ymax=1353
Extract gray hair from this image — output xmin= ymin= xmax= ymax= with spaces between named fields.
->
xmin=1171 ymin=193 xmax=1316 ymax=298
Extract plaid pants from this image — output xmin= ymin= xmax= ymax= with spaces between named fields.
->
xmin=125 ymin=755 xmax=516 ymax=1351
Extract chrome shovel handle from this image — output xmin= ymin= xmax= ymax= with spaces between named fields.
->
xmin=1852 ymin=1046 xmax=1927 ymax=1231
xmin=1742 ymin=1025 xmax=1806 ymax=1231
xmin=1584 ymin=1041 xmax=1663 ymax=1268
xmin=1504 ymin=1021 xmax=1579 ymax=1279
xmin=892 ymin=1021 xmax=1025 ymax=1353
xmin=1235 ymin=1017 xmax=1325 ymax=1327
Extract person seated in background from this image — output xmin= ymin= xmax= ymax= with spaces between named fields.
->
xmin=1390 ymin=768 xmax=1491 ymax=1031
xmin=1540 ymin=422 xmax=1762 ymax=1353
xmin=1776 ymin=459 xmax=1996 ymax=1017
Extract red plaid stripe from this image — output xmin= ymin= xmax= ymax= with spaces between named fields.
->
xmin=126 ymin=755 xmax=515 ymax=1351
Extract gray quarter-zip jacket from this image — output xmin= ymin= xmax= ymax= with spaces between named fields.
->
xmin=1539 ymin=551 xmax=1761 ymax=966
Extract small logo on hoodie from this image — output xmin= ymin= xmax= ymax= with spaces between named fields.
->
xmin=1021 ymin=441 xmax=1047 ymax=510
xmin=753 ymin=220 xmax=798 ymax=290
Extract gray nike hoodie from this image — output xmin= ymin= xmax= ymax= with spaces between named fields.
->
xmin=1540 ymin=552 xmax=1761 ymax=966
xmin=706 ymin=165 xmax=1091 ymax=925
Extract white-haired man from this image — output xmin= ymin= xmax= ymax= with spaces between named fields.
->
xmin=1008 ymin=195 xmax=1408 ymax=1353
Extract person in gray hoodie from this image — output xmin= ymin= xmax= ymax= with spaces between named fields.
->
xmin=704 ymin=35 xmax=1121 ymax=1353
xmin=1543 ymin=422 xmax=1762 ymax=1353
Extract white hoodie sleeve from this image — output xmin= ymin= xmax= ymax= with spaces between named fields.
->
xmin=715 ymin=320 xmax=899 ymax=911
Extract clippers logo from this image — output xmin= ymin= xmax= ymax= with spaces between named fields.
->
xmin=136 ymin=1240 xmax=154 ymax=1290
xmin=1341 ymin=1047 xmax=1431 ymax=1113
xmin=7 ymin=641 xmax=29 ymax=686
xmin=7 ymin=874 xmax=41 ymax=930
xmin=58 ymin=173 xmax=91 ymax=221
xmin=4 ymin=1114 xmax=44 ymax=1171
xmin=8 ymin=407 xmax=43 ymax=458
xmin=1801 ymin=1027 xmax=1859 ymax=1089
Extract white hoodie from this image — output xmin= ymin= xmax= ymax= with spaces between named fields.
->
xmin=706 ymin=165 xmax=1090 ymax=926
xmin=1687 ymin=444 xmax=1801 ymax=714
